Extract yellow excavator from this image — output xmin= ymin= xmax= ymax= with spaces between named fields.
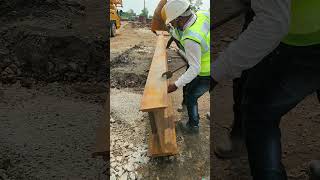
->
xmin=110 ymin=0 xmax=122 ymax=37
xmin=110 ymin=0 xmax=166 ymax=37
xmin=151 ymin=0 xmax=168 ymax=33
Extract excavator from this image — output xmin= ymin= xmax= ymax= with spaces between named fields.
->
xmin=151 ymin=0 xmax=168 ymax=33
xmin=110 ymin=0 xmax=168 ymax=37
xmin=110 ymin=0 xmax=122 ymax=37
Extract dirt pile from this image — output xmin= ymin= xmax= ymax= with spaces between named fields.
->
xmin=111 ymin=73 xmax=146 ymax=89
xmin=110 ymin=44 xmax=151 ymax=89
xmin=0 ymin=0 xmax=107 ymax=84
xmin=0 ymin=26 xmax=107 ymax=83
xmin=0 ymin=0 xmax=85 ymax=21
xmin=110 ymin=46 xmax=138 ymax=68
xmin=130 ymin=22 xmax=151 ymax=29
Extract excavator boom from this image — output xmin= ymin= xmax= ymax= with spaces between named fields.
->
xmin=110 ymin=0 xmax=123 ymax=7
xmin=151 ymin=0 xmax=168 ymax=33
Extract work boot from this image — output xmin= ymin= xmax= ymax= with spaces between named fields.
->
xmin=177 ymin=97 xmax=187 ymax=112
xmin=309 ymin=160 xmax=320 ymax=180
xmin=178 ymin=121 xmax=199 ymax=134
xmin=206 ymin=112 xmax=210 ymax=120
xmin=177 ymin=104 xmax=187 ymax=112
xmin=214 ymin=130 xmax=245 ymax=159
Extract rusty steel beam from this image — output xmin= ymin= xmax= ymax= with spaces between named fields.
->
xmin=140 ymin=34 xmax=169 ymax=112
xmin=140 ymin=33 xmax=177 ymax=157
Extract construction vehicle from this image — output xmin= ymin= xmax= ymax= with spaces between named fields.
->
xmin=151 ymin=0 xmax=168 ymax=33
xmin=110 ymin=0 xmax=122 ymax=37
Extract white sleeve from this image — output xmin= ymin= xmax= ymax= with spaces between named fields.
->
xmin=211 ymin=0 xmax=291 ymax=82
xmin=174 ymin=39 xmax=202 ymax=88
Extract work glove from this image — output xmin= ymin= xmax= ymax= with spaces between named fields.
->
xmin=168 ymin=83 xmax=178 ymax=93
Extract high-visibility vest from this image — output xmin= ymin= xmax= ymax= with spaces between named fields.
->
xmin=176 ymin=11 xmax=210 ymax=76
xmin=282 ymin=0 xmax=320 ymax=46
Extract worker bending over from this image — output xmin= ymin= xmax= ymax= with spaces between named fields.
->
xmin=162 ymin=0 xmax=210 ymax=133
xmin=210 ymin=0 xmax=320 ymax=179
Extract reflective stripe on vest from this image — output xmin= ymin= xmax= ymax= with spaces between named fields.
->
xmin=180 ymin=11 xmax=210 ymax=76
xmin=282 ymin=0 xmax=320 ymax=46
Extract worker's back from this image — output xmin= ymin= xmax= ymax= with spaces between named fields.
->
xmin=282 ymin=0 xmax=320 ymax=46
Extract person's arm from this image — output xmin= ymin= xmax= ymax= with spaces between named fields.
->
xmin=174 ymin=39 xmax=202 ymax=88
xmin=211 ymin=0 xmax=291 ymax=82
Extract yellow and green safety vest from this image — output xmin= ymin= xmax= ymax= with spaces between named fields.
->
xmin=282 ymin=0 xmax=320 ymax=46
xmin=172 ymin=11 xmax=210 ymax=76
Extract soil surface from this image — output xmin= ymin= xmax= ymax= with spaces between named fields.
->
xmin=0 ymin=0 xmax=107 ymax=84
xmin=0 ymin=0 xmax=108 ymax=179
xmin=211 ymin=1 xmax=320 ymax=179
xmin=0 ymin=82 xmax=107 ymax=180
xmin=110 ymin=22 xmax=210 ymax=179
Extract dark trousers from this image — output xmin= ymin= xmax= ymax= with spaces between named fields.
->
xmin=240 ymin=43 xmax=320 ymax=179
xmin=182 ymin=65 xmax=190 ymax=106
xmin=230 ymin=7 xmax=255 ymax=137
xmin=184 ymin=76 xmax=211 ymax=126
xmin=231 ymin=78 xmax=245 ymax=137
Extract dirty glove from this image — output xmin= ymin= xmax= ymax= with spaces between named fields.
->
xmin=168 ymin=83 xmax=178 ymax=93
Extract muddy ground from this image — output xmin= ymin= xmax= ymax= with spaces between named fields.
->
xmin=0 ymin=0 xmax=107 ymax=84
xmin=110 ymin=22 xmax=210 ymax=179
xmin=211 ymin=1 xmax=320 ymax=179
xmin=0 ymin=0 xmax=107 ymax=179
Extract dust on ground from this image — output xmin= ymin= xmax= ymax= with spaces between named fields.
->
xmin=0 ymin=82 xmax=107 ymax=179
xmin=211 ymin=1 xmax=320 ymax=179
xmin=0 ymin=0 xmax=107 ymax=179
xmin=110 ymin=21 xmax=210 ymax=179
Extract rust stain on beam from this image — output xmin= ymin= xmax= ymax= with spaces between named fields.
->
xmin=140 ymin=34 xmax=169 ymax=112
xmin=140 ymin=32 xmax=178 ymax=157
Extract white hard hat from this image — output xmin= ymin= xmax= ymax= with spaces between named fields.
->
xmin=163 ymin=0 xmax=191 ymax=25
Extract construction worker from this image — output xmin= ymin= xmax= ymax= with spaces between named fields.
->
xmin=210 ymin=0 xmax=320 ymax=179
xmin=214 ymin=0 xmax=320 ymax=159
xmin=214 ymin=1 xmax=254 ymax=158
xmin=162 ymin=0 xmax=210 ymax=133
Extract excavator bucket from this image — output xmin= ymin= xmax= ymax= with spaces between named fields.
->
xmin=110 ymin=0 xmax=123 ymax=6
xmin=151 ymin=0 xmax=168 ymax=33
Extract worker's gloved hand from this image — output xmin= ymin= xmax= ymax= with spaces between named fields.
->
xmin=168 ymin=83 xmax=178 ymax=93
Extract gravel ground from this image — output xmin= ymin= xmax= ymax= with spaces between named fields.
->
xmin=110 ymin=88 xmax=149 ymax=180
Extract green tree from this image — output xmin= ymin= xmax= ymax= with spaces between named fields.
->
xmin=140 ymin=8 xmax=148 ymax=18
xmin=120 ymin=9 xmax=136 ymax=20
xmin=128 ymin=9 xmax=135 ymax=15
